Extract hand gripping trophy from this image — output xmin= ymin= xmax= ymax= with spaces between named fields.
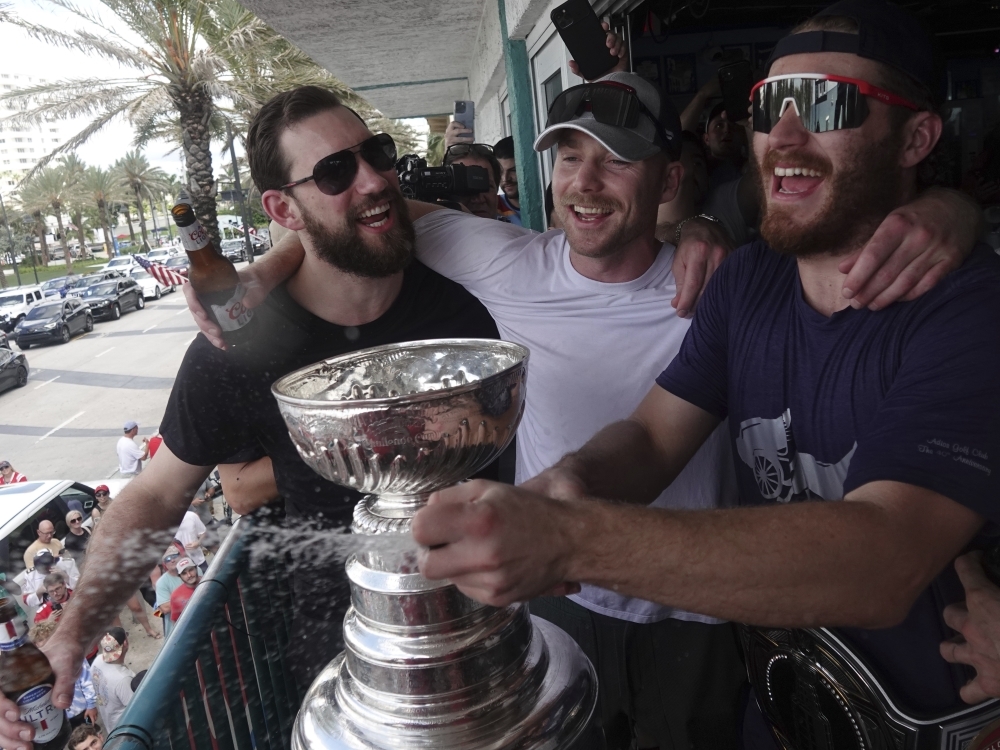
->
xmin=273 ymin=339 xmax=597 ymax=750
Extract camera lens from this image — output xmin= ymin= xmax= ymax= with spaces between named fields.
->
xmin=554 ymin=12 xmax=573 ymax=29
xmin=455 ymin=102 xmax=466 ymax=113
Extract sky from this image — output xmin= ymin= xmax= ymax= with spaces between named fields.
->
xmin=0 ymin=0 xmax=428 ymax=180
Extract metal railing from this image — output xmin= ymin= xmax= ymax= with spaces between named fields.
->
xmin=105 ymin=516 xmax=301 ymax=750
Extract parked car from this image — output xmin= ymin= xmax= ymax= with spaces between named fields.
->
xmin=14 ymin=298 xmax=93 ymax=348
xmin=130 ymin=268 xmax=175 ymax=300
xmin=103 ymin=255 xmax=142 ymax=273
xmin=0 ymin=479 xmax=129 ymax=579
xmin=220 ymin=239 xmax=248 ymax=262
xmin=0 ymin=330 xmax=9 ymax=349
xmin=145 ymin=247 xmax=180 ymax=264
xmin=80 ymin=277 xmax=144 ymax=320
xmin=0 ymin=346 xmax=27 ymax=393
xmin=64 ymin=270 xmax=127 ymax=298
xmin=164 ymin=255 xmax=190 ymax=277
xmin=41 ymin=277 xmax=72 ymax=299
xmin=0 ymin=286 xmax=45 ymax=332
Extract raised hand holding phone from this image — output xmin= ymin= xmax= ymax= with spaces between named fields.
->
xmin=552 ymin=0 xmax=626 ymax=80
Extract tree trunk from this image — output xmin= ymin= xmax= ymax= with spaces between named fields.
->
xmin=54 ymin=208 xmax=72 ymax=272
xmin=125 ymin=209 xmax=136 ymax=246
xmin=98 ymin=200 xmax=113 ymax=259
xmin=73 ymin=210 xmax=88 ymax=259
xmin=134 ymin=189 xmax=148 ymax=246
xmin=175 ymin=86 xmax=221 ymax=249
xmin=0 ymin=252 xmax=7 ymax=289
xmin=34 ymin=212 xmax=49 ymax=265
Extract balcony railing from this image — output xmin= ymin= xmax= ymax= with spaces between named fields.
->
xmin=106 ymin=516 xmax=301 ymax=750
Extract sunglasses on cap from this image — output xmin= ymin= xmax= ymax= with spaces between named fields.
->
xmin=546 ymin=81 xmax=675 ymax=153
xmin=163 ymin=553 xmax=180 ymax=562
xmin=445 ymin=143 xmax=495 ymax=160
xmin=279 ymin=133 xmax=397 ymax=196
xmin=751 ymin=74 xmax=920 ymax=135
xmin=0 ymin=463 xmax=10 ymax=470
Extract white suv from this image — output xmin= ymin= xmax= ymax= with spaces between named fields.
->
xmin=0 ymin=286 xmax=45 ymax=332
xmin=103 ymin=256 xmax=141 ymax=273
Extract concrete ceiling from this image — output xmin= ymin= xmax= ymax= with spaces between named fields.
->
xmin=240 ymin=0 xmax=482 ymax=118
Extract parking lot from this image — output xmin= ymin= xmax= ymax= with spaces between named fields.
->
xmin=0 ymin=286 xmax=200 ymax=479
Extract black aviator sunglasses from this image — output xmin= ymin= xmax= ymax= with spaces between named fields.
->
xmin=280 ymin=133 xmax=397 ymax=196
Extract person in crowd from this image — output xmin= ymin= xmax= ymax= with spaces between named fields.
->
xmin=4 ymin=46 xmax=984 ymax=750
xmin=655 ymin=131 xmax=717 ymax=242
xmin=169 ymin=557 xmax=200 ymax=624
xmin=62 ymin=509 xmax=92 ymax=567
xmin=411 ymin=5 xmax=1000 ymax=750
xmin=117 ymin=420 xmax=149 ymax=477
xmin=23 ymin=519 xmax=64 ymax=569
xmin=17 ymin=548 xmax=80 ymax=609
xmin=154 ymin=547 xmax=184 ymax=637
xmin=176 ymin=504 xmax=208 ymax=573
xmin=89 ymin=627 xmax=134 ymax=734
xmin=0 ymin=460 xmax=26 ymax=484
xmin=29 ymin=619 xmax=98 ymax=729
xmin=33 ymin=570 xmax=72 ymax=622
xmin=442 ymin=143 xmax=503 ymax=219
xmin=68 ymin=723 xmax=105 ymax=750
xmin=187 ymin=68 xmax=978 ymax=750
xmin=493 ymin=136 xmax=521 ymax=226
xmin=85 ymin=484 xmax=113 ymax=529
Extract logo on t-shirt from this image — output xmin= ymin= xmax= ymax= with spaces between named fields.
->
xmin=736 ymin=408 xmax=857 ymax=502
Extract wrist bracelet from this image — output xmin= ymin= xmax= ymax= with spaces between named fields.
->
xmin=674 ymin=214 xmax=722 ymax=245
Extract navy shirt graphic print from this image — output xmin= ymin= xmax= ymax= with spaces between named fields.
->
xmin=657 ymin=241 xmax=1000 ymax=716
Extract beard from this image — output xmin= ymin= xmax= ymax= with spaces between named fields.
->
xmin=756 ymin=129 xmax=907 ymax=259
xmin=299 ymin=190 xmax=415 ymax=278
xmin=558 ymin=191 xmax=642 ymax=259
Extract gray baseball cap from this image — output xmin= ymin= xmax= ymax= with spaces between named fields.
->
xmin=533 ymin=71 xmax=681 ymax=162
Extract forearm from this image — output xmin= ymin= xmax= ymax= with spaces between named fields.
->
xmin=557 ymin=419 xmax=677 ymax=504
xmin=244 ymin=229 xmax=306 ymax=294
xmin=57 ymin=452 xmax=210 ymax=646
xmin=565 ymin=482 xmax=980 ymax=628
xmin=920 ymin=186 xmax=985 ymax=242
xmin=218 ymin=457 xmax=278 ymax=515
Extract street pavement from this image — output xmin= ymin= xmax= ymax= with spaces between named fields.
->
xmin=0 ymin=288 xmax=199 ymax=480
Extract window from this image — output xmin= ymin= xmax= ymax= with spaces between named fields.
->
xmin=16 ymin=148 xmax=24 ymax=153
xmin=0 ymin=139 xmax=5 ymax=143
xmin=13 ymin=137 xmax=22 ymax=142
xmin=542 ymin=71 xmax=563 ymax=116
xmin=18 ymin=159 xmax=26 ymax=164
xmin=49 ymin=129 xmax=57 ymax=133
xmin=26 ymin=138 xmax=31 ymax=142
xmin=28 ymin=149 xmax=34 ymax=153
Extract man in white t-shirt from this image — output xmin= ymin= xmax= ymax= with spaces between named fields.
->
xmin=89 ymin=627 xmax=134 ymax=733
xmin=185 ymin=70 xmax=978 ymax=748
xmin=116 ymin=421 xmax=149 ymax=477
xmin=175 ymin=507 xmax=207 ymax=572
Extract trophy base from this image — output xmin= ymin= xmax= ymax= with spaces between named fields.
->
xmin=292 ymin=617 xmax=598 ymax=750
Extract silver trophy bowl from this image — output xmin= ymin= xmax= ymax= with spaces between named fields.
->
xmin=273 ymin=339 xmax=597 ymax=750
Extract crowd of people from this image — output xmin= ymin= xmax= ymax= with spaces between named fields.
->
xmin=5 ymin=478 xmax=217 ymax=746
xmin=4 ymin=1 xmax=1000 ymax=749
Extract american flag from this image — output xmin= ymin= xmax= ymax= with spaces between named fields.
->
xmin=135 ymin=254 xmax=188 ymax=287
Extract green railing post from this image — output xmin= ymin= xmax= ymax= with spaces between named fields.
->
xmin=498 ymin=0 xmax=545 ymax=233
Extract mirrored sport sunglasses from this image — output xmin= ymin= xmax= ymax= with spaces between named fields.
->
xmin=751 ymin=74 xmax=920 ymax=134
xmin=445 ymin=143 xmax=494 ymax=160
xmin=545 ymin=81 xmax=675 ymax=152
xmin=280 ymin=133 xmax=397 ymax=196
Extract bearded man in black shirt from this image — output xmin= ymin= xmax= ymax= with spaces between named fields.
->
xmin=28 ymin=86 xmax=500 ymax=699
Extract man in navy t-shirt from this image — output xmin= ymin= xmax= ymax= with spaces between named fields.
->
xmin=413 ymin=1 xmax=1000 ymax=746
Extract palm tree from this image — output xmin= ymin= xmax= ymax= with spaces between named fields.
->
xmin=59 ymin=154 xmax=91 ymax=258
xmin=16 ymin=180 xmax=52 ymax=266
xmin=77 ymin=167 xmax=121 ymax=258
xmin=0 ymin=0 xmax=418 ymax=249
xmin=19 ymin=166 xmax=74 ymax=271
xmin=115 ymin=151 xmax=170 ymax=248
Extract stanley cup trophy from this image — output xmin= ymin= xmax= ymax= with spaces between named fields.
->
xmin=272 ymin=339 xmax=597 ymax=750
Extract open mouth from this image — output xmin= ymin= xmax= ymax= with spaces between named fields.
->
xmin=571 ymin=205 xmax=614 ymax=224
xmin=772 ymin=165 xmax=825 ymax=199
xmin=357 ymin=202 xmax=392 ymax=230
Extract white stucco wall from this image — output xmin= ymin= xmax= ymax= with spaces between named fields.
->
xmin=476 ymin=95 xmax=505 ymax=145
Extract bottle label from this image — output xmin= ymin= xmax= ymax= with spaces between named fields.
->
xmin=178 ymin=218 xmax=210 ymax=252
xmin=0 ymin=617 xmax=27 ymax=652
xmin=210 ymin=284 xmax=254 ymax=333
xmin=17 ymin=684 xmax=64 ymax=744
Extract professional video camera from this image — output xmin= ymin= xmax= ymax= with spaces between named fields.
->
xmin=396 ymin=154 xmax=491 ymax=204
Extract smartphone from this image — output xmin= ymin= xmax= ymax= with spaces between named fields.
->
xmin=551 ymin=0 xmax=618 ymax=81
xmin=453 ymin=100 xmax=475 ymax=141
xmin=719 ymin=60 xmax=753 ymax=123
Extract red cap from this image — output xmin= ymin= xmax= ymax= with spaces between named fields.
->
xmin=94 ymin=484 xmax=110 ymax=494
